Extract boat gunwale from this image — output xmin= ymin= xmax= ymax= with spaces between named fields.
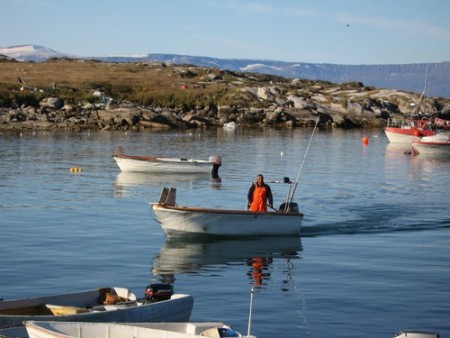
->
xmin=152 ymin=203 xmax=303 ymax=217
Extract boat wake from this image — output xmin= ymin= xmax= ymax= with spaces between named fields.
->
xmin=300 ymin=203 xmax=450 ymax=237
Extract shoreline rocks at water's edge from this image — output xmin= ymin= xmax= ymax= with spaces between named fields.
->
xmin=1 ymin=80 xmax=449 ymax=132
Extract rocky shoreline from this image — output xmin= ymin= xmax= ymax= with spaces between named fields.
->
xmin=1 ymin=99 xmax=383 ymax=132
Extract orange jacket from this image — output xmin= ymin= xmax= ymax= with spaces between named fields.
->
xmin=248 ymin=183 xmax=273 ymax=212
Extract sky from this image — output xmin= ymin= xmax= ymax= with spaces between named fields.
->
xmin=1 ymin=0 xmax=450 ymax=65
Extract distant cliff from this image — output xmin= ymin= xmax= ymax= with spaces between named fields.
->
xmin=1 ymin=45 xmax=449 ymax=99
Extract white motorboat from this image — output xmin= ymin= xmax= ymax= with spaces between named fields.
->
xmin=411 ymin=133 xmax=450 ymax=155
xmin=150 ymin=187 xmax=303 ymax=238
xmin=0 ymin=286 xmax=193 ymax=329
xmin=113 ymin=147 xmax=221 ymax=177
xmin=25 ymin=321 xmax=255 ymax=338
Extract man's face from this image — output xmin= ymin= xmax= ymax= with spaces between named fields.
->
xmin=256 ymin=175 xmax=263 ymax=185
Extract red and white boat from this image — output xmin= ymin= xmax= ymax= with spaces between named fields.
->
xmin=384 ymin=82 xmax=436 ymax=143
xmin=384 ymin=118 xmax=435 ymax=143
xmin=411 ymin=133 xmax=450 ymax=155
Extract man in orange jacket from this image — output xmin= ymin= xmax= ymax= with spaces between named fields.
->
xmin=247 ymin=174 xmax=273 ymax=212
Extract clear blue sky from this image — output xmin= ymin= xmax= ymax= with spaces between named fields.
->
xmin=2 ymin=0 xmax=449 ymax=65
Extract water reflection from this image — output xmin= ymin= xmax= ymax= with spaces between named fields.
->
xmin=114 ymin=172 xmax=221 ymax=196
xmin=152 ymin=236 xmax=302 ymax=287
xmin=384 ymin=143 xmax=450 ymax=177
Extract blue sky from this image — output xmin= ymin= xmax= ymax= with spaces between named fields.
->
xmin=2 ymin=0 xmax=449 ymax=65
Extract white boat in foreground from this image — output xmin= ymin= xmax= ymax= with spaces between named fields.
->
xmin=411 ymin=133 xmax=450 ymax=155
xmin=393 ymin=330 xmax=440 ymax=338
xmin=0 ymin=286 xmax=193 ymax=329
xmin=25 ymin=321 xmax=255 ymax=338
xmin=113 ymin=146 xmax=222 ymax=176
xmin=150 ymin=187 xmax=303 ymax=238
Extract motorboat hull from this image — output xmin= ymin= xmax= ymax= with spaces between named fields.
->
xmin=113 ymin=147 xmax=221 ymax=174
xmin=151 ymin=204 xmax=303 ymax=237
xmin=384 ymin=119 xmax=435 ymax=143
xmin=25 ymin=321 xmax=252 ymax=338
xmin=411 ymin=134 xmax=450 ymax=155
xmin=114 ymin=157 xmax=216 ymax=174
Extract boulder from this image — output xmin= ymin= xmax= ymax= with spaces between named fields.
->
xmin=40 ymin=97 xmax=64 ymax=109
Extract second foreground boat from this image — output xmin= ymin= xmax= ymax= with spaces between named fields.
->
xmin=113 ymin=146 xmax=222 ymax=177
xmin=151 ymin=187 xmax=303 ymax=238
xmin=25 ymin=321 xmax=255 ymax=338
xmin=0 ymin=285 xmax=193 ymax=329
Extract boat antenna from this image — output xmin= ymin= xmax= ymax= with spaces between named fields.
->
xmin=247 ymin=288 xmax=254 ymax=338
xmin=285 ymin=116 xmax=320 ymax=208
xmin=411 ymin=68 xmax=429 ymax=117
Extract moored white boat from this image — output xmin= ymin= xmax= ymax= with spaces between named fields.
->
xmin=113 ymin=146 xmax=221 ymax=176
xmin=384 ymin=80 xmax=436 ymax=144
xmin=25 ymin=321 xmax=255 ymax=338
xmin=0 ymin=286 xmax=193 ymax=329
xmin=223 ymin=121 xmax=238 ymax=130
xmin=384 ymin=118 xmax=435 ymax=143
xmin=411 ymin=133 xmax=450 ymax=155
xmin=150 ymin=187 xmax=303 ymax=238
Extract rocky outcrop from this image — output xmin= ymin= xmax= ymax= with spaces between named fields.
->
xmin=1 ymin=81 xmax=449 ymax=131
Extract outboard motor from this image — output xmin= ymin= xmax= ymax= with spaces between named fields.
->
xmin=279 ymin=202 xmax=300 ymax=213
xmin=283 ymin=176 xmax=292 ymax=184
xmin=144 ymin=283 xmax=173 ymax=302
xmin=209 ymin=156 xmax=222 ymax=180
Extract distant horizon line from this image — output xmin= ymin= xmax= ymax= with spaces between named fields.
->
xmin=1 ymin=44 xmax=449 ymax=66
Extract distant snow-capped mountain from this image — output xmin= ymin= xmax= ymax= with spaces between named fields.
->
xmin=1 ymin=45 xmax=449 ymax=98
xmin=0 ymin=45 xmax=70 ymax=62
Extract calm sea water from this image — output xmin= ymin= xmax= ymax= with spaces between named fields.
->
xmin=1 ymin=128 xmax=449 ymax=338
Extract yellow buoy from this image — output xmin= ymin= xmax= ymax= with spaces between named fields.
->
xmin=70 ymin=167 xmax=82 ymax=172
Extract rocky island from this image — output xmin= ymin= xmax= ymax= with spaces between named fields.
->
xmin=0 ymin=58 xmax=449 ymax=131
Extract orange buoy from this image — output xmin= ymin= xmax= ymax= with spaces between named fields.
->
xmin=362 ymin=136 xmax=369 ymax=145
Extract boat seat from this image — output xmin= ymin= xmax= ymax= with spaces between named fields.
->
xmin=159 ymin=187 xmax=176 ymax=206
xmin=0 ymin=304 xmax=52 ymax=315
xmin=45 ymin=304 xmax=90 ymax=315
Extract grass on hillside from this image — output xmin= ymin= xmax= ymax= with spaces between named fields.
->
xmin=0 ymin=58 xmax=292 ymax=109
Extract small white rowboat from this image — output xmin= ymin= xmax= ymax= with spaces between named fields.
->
xmin=113 ymin=147 xmax=222 ymax=176
xmin=150 ymin=187 xmax=303 ymax=238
